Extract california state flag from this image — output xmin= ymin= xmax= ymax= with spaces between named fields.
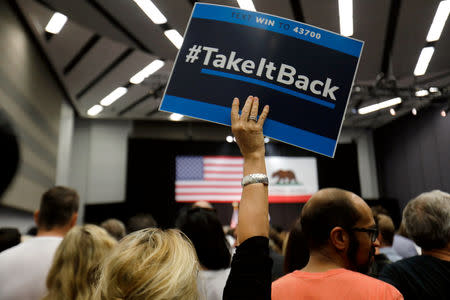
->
xmin=265 ymin=157 xmax=318 ymax=203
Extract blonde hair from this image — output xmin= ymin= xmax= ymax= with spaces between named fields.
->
xmin=94 ymin=228 xmax=199 ymax=300
xmin=43 ymin=225 xmax=117 ymax=300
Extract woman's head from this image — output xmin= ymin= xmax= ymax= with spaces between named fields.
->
xmin=176 ymin=207 xmax=231 ymax=270
xmin=95 ymin=228 xmax=199 ymax=300
xmin=44 ymin=224 xmax=117 ymax=300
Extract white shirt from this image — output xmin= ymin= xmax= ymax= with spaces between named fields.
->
xmin=0 ymin=236 xmax=62 ymax=300
xmin=197 ymin=268 xmax=231 ymax=300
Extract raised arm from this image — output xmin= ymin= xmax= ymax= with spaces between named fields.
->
xmin=223 ymin=96 xmax=272 ymax=300
xmin=231 ymin=95 xmax=270 ymax=243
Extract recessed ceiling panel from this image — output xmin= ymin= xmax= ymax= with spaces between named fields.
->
xmin=153 ymin=0 xmax=193 ymax=35
xmin=65 ymin=37 xmax=128 ymax=95
xmin=300 ymin=0 xmax=339 ymax=33
xmin=427 ymin=18 xmax=450 ymax=75
xmin=391 ymin=0 xmax=440 ymax=79
xmin=47 ymin=23 xmax=94 ymax=70
xmin=78 ymin=50 xmax=155 ymax=110
xmin=42 ymin=0 xmax=141 ymax=49
xmin=255 ymin=0 xmax=295 ymax=19
xmin=96 ymin=0 xmax=177 ymax=59
xmin=122 ymin=95 xmax=160 ymax=118
xmin=107 ymin=84 xmax=153 ymax=114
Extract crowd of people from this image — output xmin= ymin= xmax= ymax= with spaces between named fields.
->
xmin=0 ymin=96 xmax=449 ymax=299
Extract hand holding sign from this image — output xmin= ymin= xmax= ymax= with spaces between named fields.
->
xmin=231 ymin=96 xmax=269 ymax=159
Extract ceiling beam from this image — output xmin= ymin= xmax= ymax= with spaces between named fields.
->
xmin=289 ymin=0 xmax=305 ymax=22
xmin=63 ymin=34 xmax=100 ymax=75
xmin=118 ymin=93 xmax=153 ymax=116
xmin=75 ymin=48 xmax=134 ymax=99
xmin=86 ymin=0 xmax=153 ymax=54
xmin=380 ymin=0 xmax=402 ymax=77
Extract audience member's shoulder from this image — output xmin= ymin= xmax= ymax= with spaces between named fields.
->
xmin=342 ymin=270 xmax=403 ymax=298
xmin=272 ymin=271 xmax=301 ymax=292
xmin=273 ymin=270 xmax=297 ymax=284
xmin=384 ymin=255 xmax=423 ymax=271
xmin=273 ymin=269 xmax=402 ymax=299
xmin=384 ymin=255 xmax=450 ymax=276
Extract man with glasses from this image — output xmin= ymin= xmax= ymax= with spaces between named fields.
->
xmin=272 ymin=188 xmax=403 ymax=299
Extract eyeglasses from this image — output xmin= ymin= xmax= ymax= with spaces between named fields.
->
xmin=351 ymin=227 xmax=378 ymax=243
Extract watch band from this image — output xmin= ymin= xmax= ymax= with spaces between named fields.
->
xmin=241 ymin=173 xmax=269 ymax=187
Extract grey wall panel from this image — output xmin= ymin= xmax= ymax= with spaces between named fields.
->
xmin=69 ymin=119 xmax=131 ymax=212
xmin=0 ymin=0 xmax=65 ymax=211
xmin=2 ymin=173 xmax=47 ymax=211
xmin=0 ymin=89 xmax=58 ymax=158
xmin=0 ymin=69 xmax=59 ymax=142
xmin=0 ymin=205 xmax=34 ymax=233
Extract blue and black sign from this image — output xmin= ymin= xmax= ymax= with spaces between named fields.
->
xmin=159 ymin=3 xmax=363 ymax=157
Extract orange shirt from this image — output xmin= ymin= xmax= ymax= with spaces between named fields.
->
xmin=272 ymin=268 xmax=403 ymax=300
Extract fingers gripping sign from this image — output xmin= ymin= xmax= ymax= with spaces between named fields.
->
xmin=231 ymin=96 xmax=270 ymax=158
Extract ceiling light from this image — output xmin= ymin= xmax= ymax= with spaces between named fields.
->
xmin=99 ymin=87 xmax=127 ymax=106
xmin=389 ymin=108 xmax=396 ymax=116
xmin=338 ymin=0 xmax=353 ymax=36
xmin=264 ymin=137 xmax=270 ymax=143
xmin=429 ymin=87 xmax=439 ymax=93
xmin=226 ymin=135 xmax=234 ymax=143
xmin=426 ymin=1 xmax=450 ymax=42
xmin=441 ymin=109 xmax=447 ymax=117
xmin=237 ymin=0 xmax=256 ymax=11
xmin=412 ymin=108 xmax=417 ymax=115
xmin=87 ymin=105 xmax=103 ymax=116
xmin=414 ymin=47 xmax=435 ymax=76
xmin=45 ymin=12 xmax=68 ymax=34
xmin=133 ymin=0 xmax=167 ymax=24
xmin=164 ymin=29 xmax=183 ymax=49
xmin=169 ymin=113 xmax=183 ymax=121
xmin=415 ymin=89 xmax=429 ymax=97
xmin=358 ymin=97 xmax=402 ymax=115
xmin=130 ymin=60 xmax=165 ymax=84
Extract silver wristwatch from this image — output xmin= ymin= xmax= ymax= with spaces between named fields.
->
xmin=241 ymin=173 xmax=269 ymax=187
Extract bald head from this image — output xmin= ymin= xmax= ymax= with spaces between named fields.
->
xmin=301 ymin=188 xmax=366 ymax=250
xmin=192 ymin=201 xmax=214 ymax=210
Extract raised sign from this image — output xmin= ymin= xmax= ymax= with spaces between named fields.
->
xmin=160 ymin=3 xmax=363 ymax=157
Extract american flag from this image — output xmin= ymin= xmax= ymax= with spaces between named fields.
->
xmin=175 ymin=156 xmax=243 ymax=202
